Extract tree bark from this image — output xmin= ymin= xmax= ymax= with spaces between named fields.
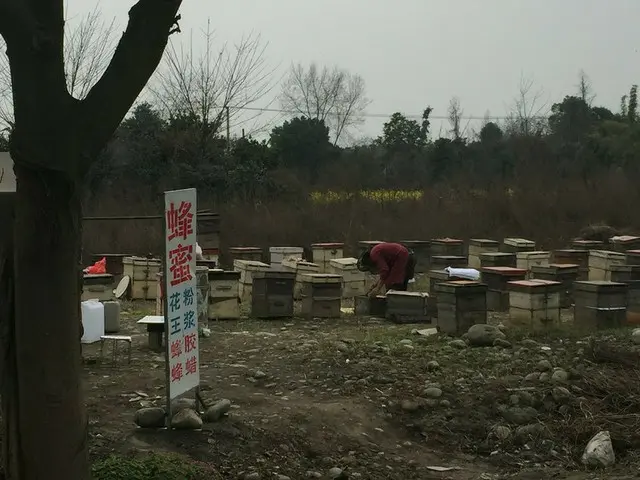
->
xmin=0 ymin=193 xmax=20 ymax=479
xmin=10 ymin=161 xmax=88 ymax=479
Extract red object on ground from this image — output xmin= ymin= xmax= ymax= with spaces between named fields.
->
xmin=369 ymin=243 xmax=409 ymax=287
xmin=85 ymin=257 xmax=107 ymax=275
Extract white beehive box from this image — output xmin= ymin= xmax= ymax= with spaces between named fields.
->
xmin=588 ymin=250 xmax=626 ymax=281
xmin=311 ymin=243 xmax=344 ymax=272
xmin=269 ymin=246 xmax=303 ymax=267
xmin=328 ymin=257 xmax=366 ymax=298
xmin=516 ymin=251 xmax=551 ymax=277
xmin=507 ymin=280 xmax=562 ymax=329
xmin=122 ymin=256 xmax=161 ymax=300
xmin=468 ymin=239 xmax=500 ymax=269
xmin=282 ymin=258 xmax=320 ymax=299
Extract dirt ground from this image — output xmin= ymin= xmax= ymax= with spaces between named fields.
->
xmin=82 ymin=297 xmax=640 ymax=480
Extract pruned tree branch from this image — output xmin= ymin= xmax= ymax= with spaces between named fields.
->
xmin=81 ymin=0 xmax=182 ymax=157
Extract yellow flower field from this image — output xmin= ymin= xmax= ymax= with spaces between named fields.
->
xmin=310 ymin=190 xmax=423 ymax=204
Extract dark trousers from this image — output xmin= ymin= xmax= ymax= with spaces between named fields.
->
xmin=388 ymin=253 xmax=416 ymax=291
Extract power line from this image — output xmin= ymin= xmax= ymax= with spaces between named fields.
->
xmin=220 ymin=104 xmax=550 ymax=121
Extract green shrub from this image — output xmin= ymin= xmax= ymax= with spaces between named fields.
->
xmin=92 ymin=452 xmax=214 ymax=480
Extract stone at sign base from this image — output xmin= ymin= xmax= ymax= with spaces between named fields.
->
xmin=135 ymin=407 xmax=166 ymax=429
xmin=582 ymin=430 xmax=615 ymax=468
xmin=171 ymin=408 xmax=203 ymax=430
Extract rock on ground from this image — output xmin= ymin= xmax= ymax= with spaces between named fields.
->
xmin=467 ymin=324 xmax=506 ymax=347
xmin=134 ymin=407 xmax=165 ymax=429
xmin=171 ymin=408 xmax=203 ymax=430
xmin=203 ymin=399 xmax=232 ymax=422
xmin=582 ymin=430 xmax=615 ymax=468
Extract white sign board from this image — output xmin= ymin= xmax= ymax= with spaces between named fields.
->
xmin=163 ymin=188 xmax=199 ymax=399
xmin=0 ymin=152 xmax=15 ymax=192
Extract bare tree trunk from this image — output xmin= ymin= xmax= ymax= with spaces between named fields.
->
xmin=0 ymin=193 xmax=20 ymax=479
xmin=9 ymin=162 xmax=88 ymax=479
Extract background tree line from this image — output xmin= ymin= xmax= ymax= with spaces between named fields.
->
xmin=1 ymin=12 xmax=637 ymax=208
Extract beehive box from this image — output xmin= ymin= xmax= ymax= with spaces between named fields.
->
xmin=574 ymin=281 xmax=628 ymax=329
xmin=251 ymin=271 xmax=296 ymax=318
xmin=468 ymin=239 xmax=500 ymax=269
xmin=281 ymin=258 xmax=321 ymax=299
xmin=502 ymin=238 xmax=536 ymax=254
xmin=229 ymin=247 xmax=263 ymax=265
xmin=269 ymin=246 xmax=303 ymax=267
xmin=358 ymin=240 xmax=383 ymax=256
xmin=233 ymin=259 xmax=271 ymax=302
xmin=209 ymin=298 xmax=240 ymax=320
xmin=400 ymin=240 xmax=431 ymax=273
xmin=571 ymin=239 xmax=604 ymax=250
xmin=208 ymin=269 xmax=240 ymax=319
xmin=588 ymin=250 xmax=626 ymax=281
xmin=610 ymin=235 xmax=640 ymax=253
xmin=82 ymin=274 xmax=115 ymax=302
xmin=430 ymin=238 xmax=464 ymax=256
xmin=430 ymin=255 xmax=467 ymax=270
xmin=435 ymin=281 xmax=487 ymax=335
xmin=626 ymin=250 xmax=640 ymax=266
xmin=530 ymin=263 xmax=580 ymax=308
xmin=609 ymin=266 xmax=640 ymax=317
xmin=311 ymin=243 xmax=344 ymax=272
xmin=328 ymin=257 xmax=366 ymax=298
xmin=300 ymin=274 xmax=342 ymax=318
xmin=481 ymin=267 xmax=527 ymax=311
xmin=553 ymin=249 xmax=589 ymax=280
xmin=507 ymin=279 xmax=562 ymax=330
xmin=385 ymin=291 xmax=430 ymax=324
xmin=354 ymin=295 xmax=387 ymax=317
xmin=428 ymin=269 xmax=464 ymax=294
xmin=516 ymin=251 xmax=551 ymax=277
xmin=609 ymin=265 xmax=640 ymax=283
xmin=122 ymin=256 xmax=161 ymax=300
xmin=480 ymin=252 xmax=516 ymax=268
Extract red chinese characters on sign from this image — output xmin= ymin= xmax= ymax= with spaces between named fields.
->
xmin=184 ymin=333 xmax=197 ymax=353
xmin=170 ymin=362 xmax=183 ymax=382
xmin=170 ymin=339 xmax=182 ymax=358
xmin=185 ymin=356 xmax=197 ymax=375
xmin=166 ymin=201 xmax=194 ymax=241
xmin=169 ymin=244 xmax=193 ymax=286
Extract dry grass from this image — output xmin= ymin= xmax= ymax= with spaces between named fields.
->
xmin=82 ymin=169 xmax=640 ymax=260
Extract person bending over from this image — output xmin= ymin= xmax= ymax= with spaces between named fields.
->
xmin=357 ymin=242 xmax=416 ymax=296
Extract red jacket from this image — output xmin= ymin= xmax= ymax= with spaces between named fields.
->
xmin=369 ymin=242 xmax=409 ymax=286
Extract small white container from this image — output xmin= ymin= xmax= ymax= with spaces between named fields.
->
xmin=81 ymin=299 xmax=105 ymax=344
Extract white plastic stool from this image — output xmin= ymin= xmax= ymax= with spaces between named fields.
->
xmin=99 ymin=335 xmax=132 ymax=366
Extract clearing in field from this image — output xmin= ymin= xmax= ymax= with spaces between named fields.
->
xmin=86 ymin=299 xmax=640 ymax=480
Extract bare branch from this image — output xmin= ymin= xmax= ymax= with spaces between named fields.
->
xmin=279 ymin=62 xmax=370 ymax=146
xmin=577 ymin=69 xmax=596 ymax=106
xmin=0 ymin=7 xmax=118 ymax=130
xmin=503 ymin=73 xmax=549 ymax=136
xmin=80 ymin=0 xmax=182 ymax=157
xmin=149 ymin=22 xmax=277 ymax=138
xmin=64 ymin=7 xmax=118 ymax=100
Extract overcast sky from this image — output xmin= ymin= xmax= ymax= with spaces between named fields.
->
xmin=69 ymin=0 xmax=640 ymax=142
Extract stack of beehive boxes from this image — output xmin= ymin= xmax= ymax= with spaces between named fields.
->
xmin=328 ymin=257 xmax=366 ymax=298
xmin=233 ymin=259 xmax=271 ymax=303
xmin=311 ymin=243 xmax=344 ymax=273
xmin=281 ymin=257 xmax=320 ymax=299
